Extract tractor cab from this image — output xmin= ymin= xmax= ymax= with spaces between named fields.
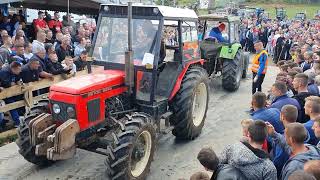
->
xmin=91 ymin=4 xmax=200 ymax=117
xmin=16 ymin=4 xmax=210 ymax=180
xmin=295 ymin=12 xmax=307 ymax=21
xmin=199 ymin=15 xmax=241 ymax=45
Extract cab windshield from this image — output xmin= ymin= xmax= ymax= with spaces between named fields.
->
xmin=92 ymin=17 xmax=160 ymax=65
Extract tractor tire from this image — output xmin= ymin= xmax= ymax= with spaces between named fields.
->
xmin=16 ymin=102 xmax=52 ymax=166
xmin=106 ymin=113 xmax=156 ymax=180
xmin=170 ymin=66 xmax=209 ymax=140
xmin=222 ymin=49 xmax=242 ymax=91
xmin=242 ymin=51 xmax=250 ymax=79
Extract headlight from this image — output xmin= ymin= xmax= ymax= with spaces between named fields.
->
xmin=67 ymin=106 xmax=76 ymax=118
xmin=53 ymin=104 xmax=61 ymax=114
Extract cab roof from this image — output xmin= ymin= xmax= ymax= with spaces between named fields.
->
xmin=198 ymin=14 xmax=241 ymax=22
xmin=100 ymin=4 xmax=198 ymax=20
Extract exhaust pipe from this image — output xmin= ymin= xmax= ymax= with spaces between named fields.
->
xmin=125 ymin=2 xmax=134 ymax=94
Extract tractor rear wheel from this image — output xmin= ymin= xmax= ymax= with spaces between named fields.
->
xmin=16 ymin=101 xmax=52 ymax=166
xmin=170 ymin=66 xmax=209 ymax=140
xmin=106 ymin=113 xmax=156 ymax=180
xmin=222 ymin=49 xmax=242 ymax=91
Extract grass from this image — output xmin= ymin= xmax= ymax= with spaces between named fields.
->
xmin=198 ymin=2 xmax=320 ymax=19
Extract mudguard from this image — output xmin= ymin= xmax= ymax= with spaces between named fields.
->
xmin=219 ymin=43 xmax=242 ymax=60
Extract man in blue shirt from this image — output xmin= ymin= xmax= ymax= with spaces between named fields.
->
xmin=0 ymin=61 xmax=22 ymax=127
xmin=251 ymin=92 xmax=284 ymax=134
xmin=208 ymin=23 xmax=226 ymax=43
xmin=304 ymin=96 xmax=320 ymax=146
xmin=269 ymin=82 xmax=301 ymax=111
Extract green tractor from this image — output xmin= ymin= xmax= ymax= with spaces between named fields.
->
xmin=275 ymin=7 xmax=286 ymax=21
xmin=199 ymin=15 xmax=250 ymax=91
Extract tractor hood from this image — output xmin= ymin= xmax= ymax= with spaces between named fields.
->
xmin=50 ymin=70 xmax=125 ymax=95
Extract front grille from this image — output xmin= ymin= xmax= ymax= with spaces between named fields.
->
xmin=51 ymin=101 xmax=76 ymax=122
xmin=87 ymin=98 xmax=100 ymax=122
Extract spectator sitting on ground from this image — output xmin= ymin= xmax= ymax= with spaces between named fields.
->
xmin=292 ymin=73 xmax=314 ymax=123
xmin=11 ymin=44 xmax=27 ymax=65
xmin=32 ymin=31 xmax=46 ymax=54
xmin=21 ymin=57 xmax=53 ymax=83
xmin=74 ymin=50 xmax=88 ymax=71
xmin=74 ymin=37 xmax=87 ymax=57
xmin=24 ymin=42 xmax=33 ymax=61
xmin=0 ymin=35 xmax=13 ymax=64
xmin=304 ymin=160 xmax=320 ymax=180
xmin=251 ymin=92 xmax=284 ymax=134
xmin=47 ymin=53 xmax=71 ymax=75
xmin=56 ymin=35 xmax=73 ymax=62
xmin=0 ymin=61 xmax=22 ymax=127
xmin=304 ymin=96 xmax=320 ymax=146
xmin=288 ymin=170 xmax=316 ymax=180
xmin=267 ymin=123 xmax=320 ymax=180
xmin=195 ymin=147 xmax=245 ymax=180
xmin=219 ymin=120 xmax=277 ymax=180
xmin=269 ymin=82 xmax=301 ymax=112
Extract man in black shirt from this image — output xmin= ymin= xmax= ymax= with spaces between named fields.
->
xmin=21 ymin=58 xmax=53 ymax=83
xmin=292 ymin=73 xmax=315 ymax=123
xmin=74 ymin=50 xmax=88 ymax=71
xmin=56 ymin=35 xmax=73 ymax=62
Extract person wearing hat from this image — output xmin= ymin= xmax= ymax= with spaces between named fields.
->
xmin=251 ymin=40 xmax=268 ymax=94
xmin=208 ymin=23 xmax=226 ymax=43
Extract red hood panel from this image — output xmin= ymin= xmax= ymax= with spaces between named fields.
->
xmin=50 ymin=70 xmax=125 ymax=94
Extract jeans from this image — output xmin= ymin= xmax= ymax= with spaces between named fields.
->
xmin=4 ymin=97 xmax=20 ymax=125
xmin=252 ymin=72 xmax=265 ymax=94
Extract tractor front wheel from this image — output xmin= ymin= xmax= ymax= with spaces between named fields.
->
xmin=222 ymin=49 xmax=243 ymax=91
xmin=106 ymin=113 xmax=156 ymax=180
xmin=170 ymin=66 xmax=209 ymax=140
xmin=16 ymin=101 xmax=53 ymax=166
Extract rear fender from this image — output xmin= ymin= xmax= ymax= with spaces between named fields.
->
xmin=169 ymin=60 xmax=204 ymax=101
xmin=219 ymin=43 xmax=242 ymax=60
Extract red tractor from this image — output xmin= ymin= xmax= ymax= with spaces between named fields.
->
xmin=16 ymin=4 xmax=209 ymax=180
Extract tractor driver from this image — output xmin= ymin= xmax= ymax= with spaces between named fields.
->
xmin=208 ymin=23 xmax=227 ymax=43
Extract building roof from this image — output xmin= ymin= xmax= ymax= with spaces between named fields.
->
xmin=198 ymin=14 xmax=240 ymax=22
xmin=101 ymin=4 xmax=198 ymax=20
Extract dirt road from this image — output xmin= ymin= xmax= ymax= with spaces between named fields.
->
xmin=0 ymin=65 xmax=278 ymax=180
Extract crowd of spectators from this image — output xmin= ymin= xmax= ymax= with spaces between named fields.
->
xmin=0 ymin=10 xmax=93 ymax=130
xmin=189 ymin=18 xmax=320 ymax=180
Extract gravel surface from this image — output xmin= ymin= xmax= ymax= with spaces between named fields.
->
xmin=0 ymin=63 xmax=278 ymax=180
